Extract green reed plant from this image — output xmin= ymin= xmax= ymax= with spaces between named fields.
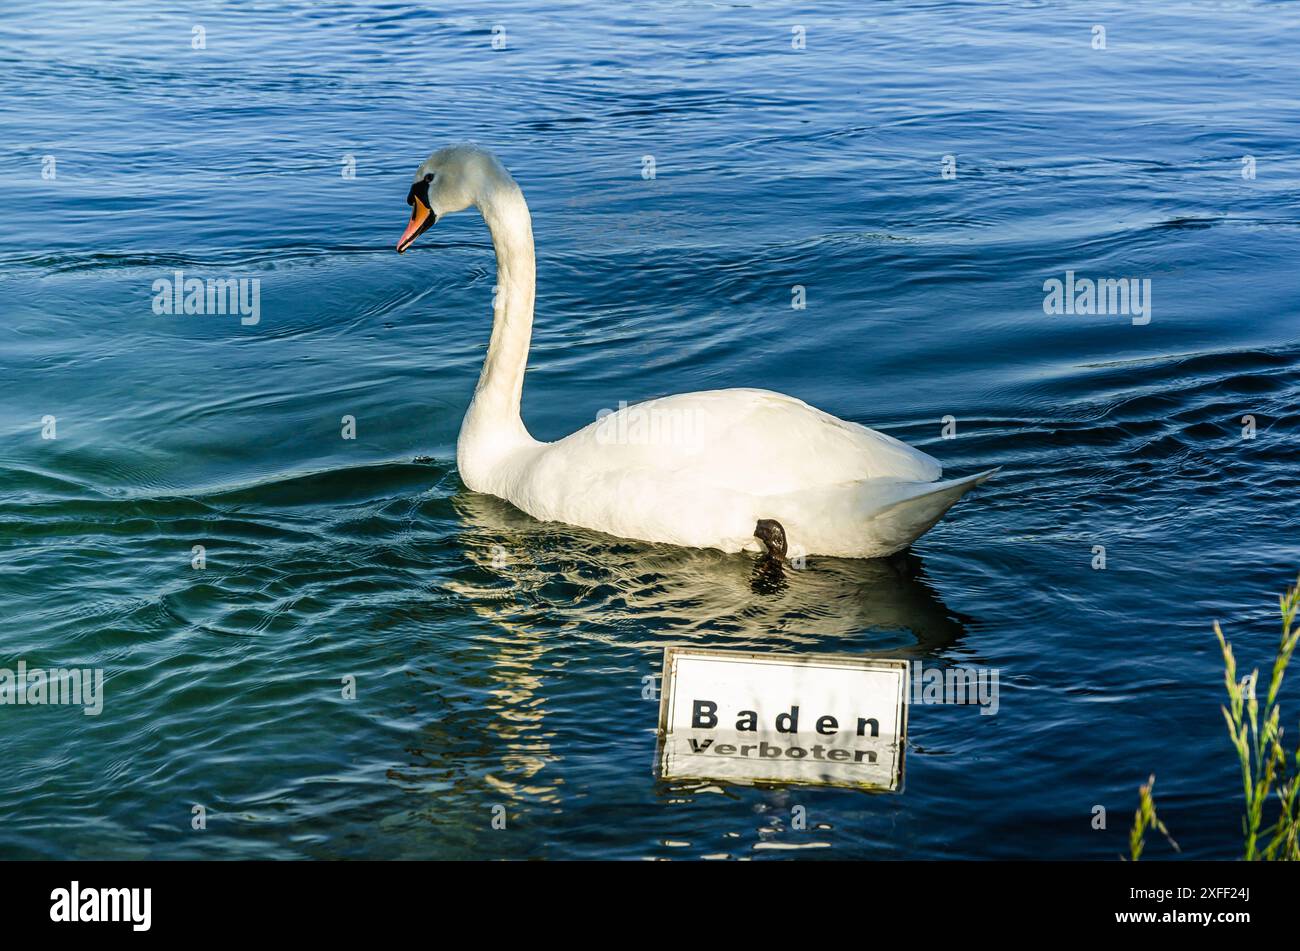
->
xmin=1215 ymin=577 xmax=1300 ymax=860
xmin=1130 ymin=577 xmax=1300 ymax=860
xmin=1128 ymin=774 xmax=1178 ymax=861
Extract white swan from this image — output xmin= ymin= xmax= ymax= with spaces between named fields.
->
xmin=396 ymin=145 xmax=995 ymax=560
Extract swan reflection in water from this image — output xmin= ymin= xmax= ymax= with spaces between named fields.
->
xmin=449 ymin=490 xmax=970 ymax=655
xmin=397 ymin=491 xmax=973 ymax=836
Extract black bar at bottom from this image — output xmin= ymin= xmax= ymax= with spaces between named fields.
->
xmin=4 ymin=859 xmax=1283 ymax=938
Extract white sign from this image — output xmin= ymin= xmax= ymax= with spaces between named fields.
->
xmin=656 ymin=647 xmax=908 ymax=791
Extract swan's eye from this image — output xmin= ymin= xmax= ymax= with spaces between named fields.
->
xmin=407 ymin=175 xmax=434 ymax=208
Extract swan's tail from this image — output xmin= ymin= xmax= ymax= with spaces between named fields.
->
xmin=755 ymin=467 xmax=998 ymax=558
xmin=863 ymin=467 xmax=1000 ymax=556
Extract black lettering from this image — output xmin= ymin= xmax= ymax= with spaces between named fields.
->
xmin=692 ymin=700 xmax=718 ymax=729
xmin=776 ymin=705 xmax=800 ymax=734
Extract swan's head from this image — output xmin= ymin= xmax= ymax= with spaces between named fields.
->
xmin=396 ymin=144 xmax=513 ymax=254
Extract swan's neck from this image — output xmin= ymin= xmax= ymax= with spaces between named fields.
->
xmin=457 ymin=179 xmax=537 ymax=489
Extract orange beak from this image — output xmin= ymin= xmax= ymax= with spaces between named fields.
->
xmin=397 ymin=199 xmax=435 ymax=254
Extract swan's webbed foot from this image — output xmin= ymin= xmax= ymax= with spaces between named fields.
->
xmin=754 ymin=519 xmax=788 ymax=561
xmin=750 ymin=519 xmax=790 ymax=594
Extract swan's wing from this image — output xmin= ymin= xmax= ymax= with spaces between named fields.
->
xmin=546 ymin=388 xmax=941 ymax=496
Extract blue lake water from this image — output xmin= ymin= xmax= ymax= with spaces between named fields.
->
xmin=1 ymin=0 xmax=1298 ymax=859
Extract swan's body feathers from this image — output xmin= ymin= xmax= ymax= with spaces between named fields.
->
xmin=547 ymin=388 xmax=941 ymax=492
xmin=473 ymin=388 xmax=988 ymax=559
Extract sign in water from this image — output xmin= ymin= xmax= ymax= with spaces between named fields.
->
xmin=656 ymin=647 xmax=909 ymax=791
